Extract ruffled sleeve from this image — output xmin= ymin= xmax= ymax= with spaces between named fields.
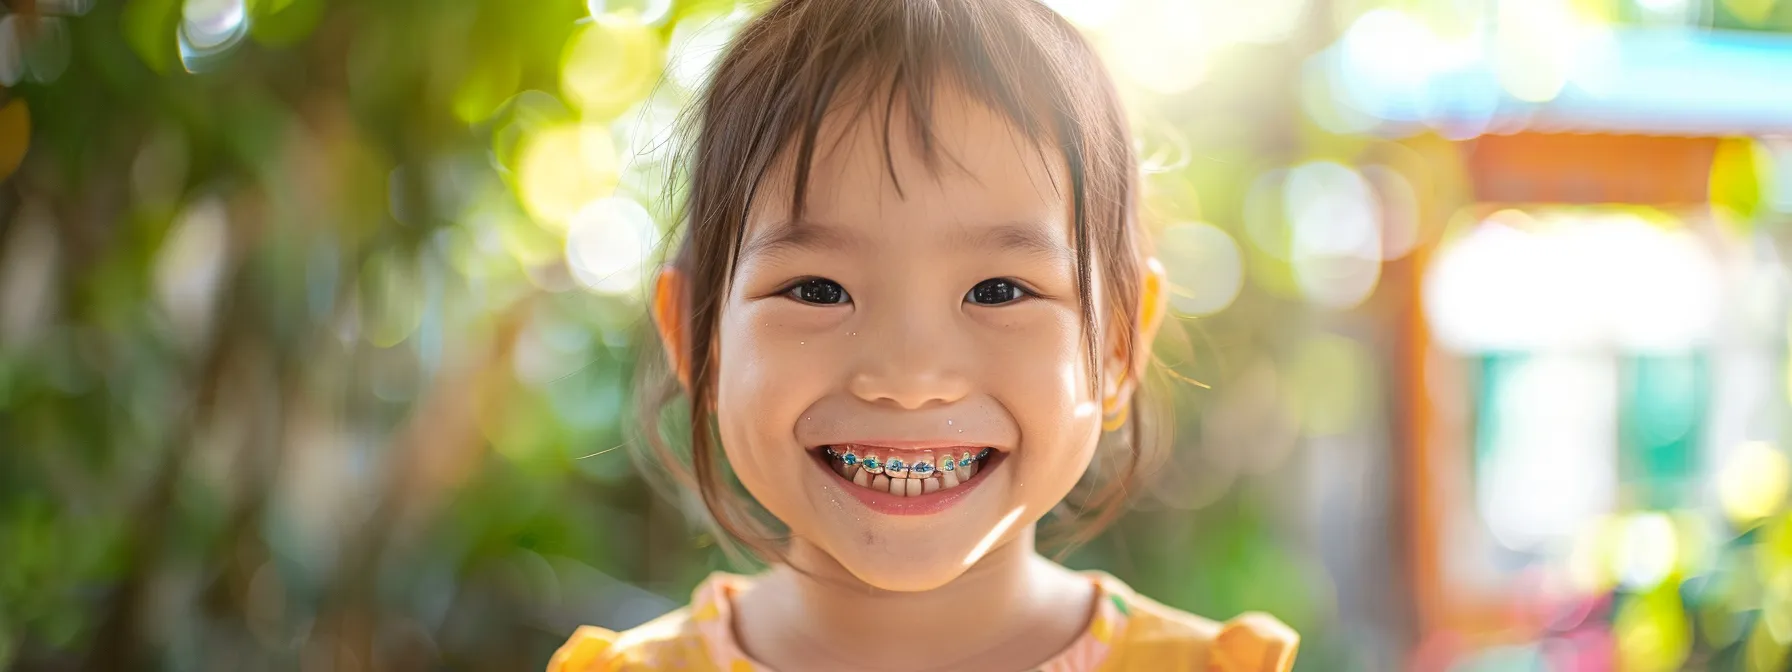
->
xmin=548 ymin=626 xmax=620 ymax=672
xmin=546 ymin=574 xmax=743 ymax=672
xmin=1086 ymin=572 xmax=1299 ymax=672
xmin=1207 ymin=613 xmax=1299 ymax=672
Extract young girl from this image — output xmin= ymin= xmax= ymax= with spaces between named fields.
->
xmin=552 ymin=0 xmax=1299 ymax=669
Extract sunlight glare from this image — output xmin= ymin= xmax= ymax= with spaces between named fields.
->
xmin=963 ymin=506 xmax=1026 ymax=567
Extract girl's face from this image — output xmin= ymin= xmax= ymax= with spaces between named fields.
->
xmin=710 ymin=88 xmax=1116 ymax=591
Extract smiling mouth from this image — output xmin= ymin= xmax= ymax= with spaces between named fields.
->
xmin=816 ymin=444 xmax=999 ymax=497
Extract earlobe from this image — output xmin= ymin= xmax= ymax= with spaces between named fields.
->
xmin=1096 ymin=258 xmax=1168 ymax=431
xmin=1102 ymin=257 xmax=1170 ymax=418
xmin=1139 ymin=257 xmax=1168 ymax=348
xmin=652 ymin=266 xmax=692 ymax=389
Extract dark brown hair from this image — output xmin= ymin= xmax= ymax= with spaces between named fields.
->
xmin=635 ymin=0 xmax=1165 ymax=563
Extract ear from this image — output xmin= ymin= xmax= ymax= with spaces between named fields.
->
xmin=1104 ymin=257 xmax=1168 ymax=408
xmin=652 ymin=266 xmax=692 ymax=389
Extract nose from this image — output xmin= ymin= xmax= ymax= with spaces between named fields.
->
xmin=847 ymin=307 xmax=973 ymax=410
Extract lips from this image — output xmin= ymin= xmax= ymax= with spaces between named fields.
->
xmin=820 ymin=443 xmax=996 ymax=496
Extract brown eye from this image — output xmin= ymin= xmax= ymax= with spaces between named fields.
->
xmin=789 ymin=278 xmax=850 ymax=305
xmin=967 ymin=279 xmax=1028 ymax=306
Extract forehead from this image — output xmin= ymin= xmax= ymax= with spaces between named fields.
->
xmin=744 ymin=85 xmax=1072 ymax=253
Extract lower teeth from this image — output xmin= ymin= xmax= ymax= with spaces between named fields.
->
xmin=825 ymin=446 xmax=992 ymax=496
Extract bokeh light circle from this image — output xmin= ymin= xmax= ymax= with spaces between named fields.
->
xmin=1720 ymin=441 xmax=1790 ymax=526
xmin=1338 ymin=9 xmax=1442 ymax=112
xmin=667 ymin=10 xmax=748 ymax=91
xmin=358 ymin=251 xmax=425 ymax=348
xmin=614 ymin=92 xmax=685 ymax=169
xmin=21 ymin=17 xmax=71 ymax=84
xmin=1613 ymin=583 xmax=1692 ymax=672
xmin=589 ymin=0 xmax=674 ymax=26
xmin=1284 ymin=161 xmax=1382 ymax=310
xmin=516 ymin=123 xmax=621 ymax=229
xmin=561 ymin=14 xmax=661 ymax=119
xmin=179 ymin=0 xmax=248 ymax=71
xmin=154 ymin=198 xmax=230 ymax=349
xmin=1614 ymin=512 xmax=1679 ymax=591
xmin=1493 ymin=0 xmax=1576 ymax=103
xmin=565 ymin=196 xmax=660 ymax=297
xmin=182 ymin=0 xmax=246 ymax=50
xmin=1157 ymin=222 xmax=1244 ymax=317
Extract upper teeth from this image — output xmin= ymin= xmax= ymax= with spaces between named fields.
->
xmin=824 ymin=446 xmax=994 ymax=497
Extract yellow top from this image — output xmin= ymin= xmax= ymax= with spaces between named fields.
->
xmin=549 ymin=571 xmax=1298 ymax=672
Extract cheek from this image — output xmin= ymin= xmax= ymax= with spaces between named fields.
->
xmin=978 ymin=308 xmax=1101 ymax=462
xmin=717 ymin=302 xmax=843 ymax=403
xmin=713 ymin=302 xmax=836 ymax=489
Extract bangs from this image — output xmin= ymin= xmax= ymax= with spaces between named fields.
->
xmin=753 ymin=1 xmax=1081 ymax=222
xmin=686 ymin=0 xmax=1131 ymax=248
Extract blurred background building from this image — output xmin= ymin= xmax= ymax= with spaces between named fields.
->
xmin=0 ymin=0 xmax=1789 ymax=669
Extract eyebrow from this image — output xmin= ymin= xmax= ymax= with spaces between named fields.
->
xmin=739 ymin=220 xmax=865 ymax=261
xmin=739 ymin=219 xmax=1073 ymax=263
xmin=950 ymin=222 xmax=1074 ymax=264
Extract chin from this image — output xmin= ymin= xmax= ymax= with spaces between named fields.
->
xmin=799 ymin=496 xmax=1032 ymax=593
xmin=825 ymin=541 xmax=982 ymax=592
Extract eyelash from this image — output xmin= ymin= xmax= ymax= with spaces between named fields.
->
xmin=965 ymin=278 xmax=1037 ymax=306
xmin=778 ymin=277 xmax=1040 ymax=306
xmin=783 ymin=277 xmax=850 ymax=305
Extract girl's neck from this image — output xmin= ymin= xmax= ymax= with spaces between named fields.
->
xmin=732 ymin=527 xmax=1097 ymax=672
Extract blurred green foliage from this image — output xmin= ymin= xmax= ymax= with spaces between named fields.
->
xmin=0 ymin=0 xmax=1349 ymax=667
xmin=9 ymin=0 xmax=1788 ymax=669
